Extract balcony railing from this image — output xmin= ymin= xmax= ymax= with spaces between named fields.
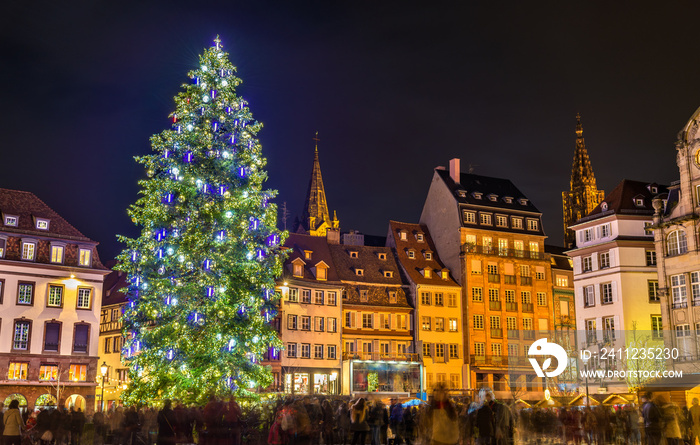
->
xmin=489 ymin=301 xmax=502 ymax=311
xmin=506 ymin=302 xmax=518 ymax=311
xmin=523 ymin=330 xmax=535 ymax=340
xmin=470 ymin=354 xmax=532 ymax=367
xmin=521 ymin=276 xmax=532 ymax=285
xmin=463 ymin=245 xmax=549 ymax=261
xmin=672 ymin=301 xmax=688 ymax=309
xmin=522 ymin=303 xmax=534 ymax=312
xmin=342 ymin=352 xmax=420 ymax=362
xmin=507 ymin=330 xmax=519 ymax=339
xmin=490 ymin=328 xmax=503 ymax=338
xmin=504 ymin=275 xmax=516 ymax=284
xmin=488 ymin=274 xmax=500 ymax=283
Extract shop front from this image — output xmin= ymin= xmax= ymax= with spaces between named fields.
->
xmin=344 ymin=360 xmax=422 ymax=395
xmin=282 ymin=367 xmax=340 ymax=395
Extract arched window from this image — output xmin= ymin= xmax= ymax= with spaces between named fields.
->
xmin=667 ymin=230 xmax=688 ymax=256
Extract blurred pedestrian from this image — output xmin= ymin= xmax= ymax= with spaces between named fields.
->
xmin=423 ymin=383 xmax=458 ymax=445
xmin=640 ymin=392 xmax=663 ymax=445
xmin=474 ymin=387 xmax=512 ymax=445
xmin=690 ymin=398 xmax=700 ymax=445
xmin=3 ymin=400 xmax=24 ymax=445
xmin=657 ymin=395 xmax=682 ymax=445
xmin=70 ymin=408 xmax=86 ymax=445
xmin=349 ymin=398 xmax=369 ymax=445
xmin=156 ymin=400 xmax=176 ymax=445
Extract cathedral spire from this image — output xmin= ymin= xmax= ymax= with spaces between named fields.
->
xmin=562 ymin=113 xmax=604 ymax=247
xmin=301 ymin=132 xmax=339 ymax=236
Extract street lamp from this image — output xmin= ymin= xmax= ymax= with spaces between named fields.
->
xmin=581 ymin=356 xmax=590 ymax=406
xmin=100 ymin=361 xmax=108 ymax=412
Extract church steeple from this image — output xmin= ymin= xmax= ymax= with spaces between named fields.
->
xmin=562 ymin=114 xmax=605 ymax=247
xmin=301 ymin=132 xmax=339 ymax=237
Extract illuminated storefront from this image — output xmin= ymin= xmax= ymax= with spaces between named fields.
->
xmin=283 ymin=367 xmax=340 ymax=395
xmin=344 ymin=360 xmax=422 ymax=395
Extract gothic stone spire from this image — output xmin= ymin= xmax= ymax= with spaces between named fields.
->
xmin=301 ymin=132 xmax=339 ymax=236
xmin=562 ymin=114 xmax=604 ymax=247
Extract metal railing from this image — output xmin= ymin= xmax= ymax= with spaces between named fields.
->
xmin=463 ymin=245 xmax=549 ymax=260
xmin=490 ymin=328 xmax=503 ymax=338
xmin=505 ymin=302 xmax=518 ymax=311
xmin=507 ymin=330 xmax=519 ymax=339
xmin=521 ymin=276 xmax=532 ymax=285
xmin=470 ymin=355 xmax=532 ymax=367
xmin=488 ymin=274 xmax=500 ymax=283
xmin=504 ymin=275 xmax=516 ymax=284
xmin=522 ymin=303 xmax=534 ymax=312
xmin=342 ymin=352 xmax=420 ymax=362
xmin=489 ymin=301 xmax=502 ymax=311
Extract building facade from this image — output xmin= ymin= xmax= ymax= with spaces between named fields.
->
xmin=568 ymin=180 xmax=664 ymax=392
xmin=562 ymin=114 xmax=605 ymax=248
xmin=98 ymin=268 xmax=128 ymax=410
xmin=0 ymin=189 xmax=108 ymax=414
xmin=420 ymin=159 xmax=555 ymax=400
xmin=387 ymin=221 xmax=463 ymax=395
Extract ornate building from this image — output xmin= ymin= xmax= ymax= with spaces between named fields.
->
xmin=562 ymin=114 xmax=605 ymax=248
xmin=298 ymin=135 xmax=339 ymax=237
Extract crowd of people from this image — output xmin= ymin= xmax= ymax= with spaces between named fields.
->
xmin=2 ymin=388 xmax=700 ymax=445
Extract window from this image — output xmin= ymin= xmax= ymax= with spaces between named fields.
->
xmin=507 ymin=316 xmax=517 ymax=331
xmin=301 ymin=289 xmax=311 ymax=303
xmin=508 ymin=344 xmax=519 ymax=357
xmin=397 ymin=314 xmax=407 ymax=330
xmin=601 ymin=224 xmax=611 ymax=238
xmin=491 ymin=343 xmax=502 ymax=356
xmin=472 ymin=287 xmax=483 ymax=302
xmin=79 ymin=248 xmax=91 ymax=266
xmin=4 ymin=215 xmax=18 ymax=226
xmin=480 ymin=213 xmax=492 ymax=225
xmin=473 ymin=314 xmax=484 ymax=329
xmin=496 ymin=215 xmax=508 ymax=227
xmin=22 ymin=241 xmax=36 ymax=260
xmin=314 ymin=316 xmax=324 ymax=332
xmin=45 ymin=284 xmax=64 ymax=307
xmin=603 ymin=317 xmax=616 ymax=341
xmin=651 ymin=316 xmax=663 ymax=339
xmin=425 ymin=252 xmax=433 ymax=260
xmin=536 ymin=292 xmax=547 ymax=306
xmin=50 ymin=245 xmax=64 ymax=264
xmin=505 ymin=290 xmax=515 ymax=303
xmin=36 ymin=219 xmax=50 ymax=230
xmin=286 ymin=314 xmax=299 ymax=331
xmin=0 ymin=238 xmax=5 ymax=258
xmin=645 ymin=222 xmax=654 ymax=235
xmin=304 ymin=250 xmax=312 ymax=260
xmin=314 ymin=345 xmax=324 ymax=359
xmin=316 ymin=267 xmax=327 ymax=280
xmin=301 ymin=316 xmax=311 ymax=330
xmin=556 ymin=275 xmax=569 ymax=287
xmin=287 ymin=343 xmax=297 ymax=358
xmin=421 ymin=292 xmax=431 ymax=305
xmin=648 ymin=280 xmax=659 ymax=302
xmin=384 ymin=271 xmax=393 ymax=278
xmin=362 ymin=313 xmax=373 ymax=329
xmin=288 ymin=288 xmax=299 ymax=302
xmin=423 ymin=342 xmax=431 ymax=357
xmin=601 ymin=283 xmax=613 ymax=304
xmin=671 ymin=274 xmax=688 ymax=307
xmin=77 ymin=288 xmax=92 ymax=309
xmin=489 ymin=288 xmax=499 ymax=302
xmin=585 ymin=319 xmax=596 ymax=344
xmin=693 ymin=272 xmax=700 ymax=303
xmin=381 ymin=314 xmax=390 ymax=329
xmin=582 ymin=256 xmax=592 ymax=272
xmin=301 ymin=344 xmax=311 ymax=358
xmin=584 ymin=285 xmax=595 ymax=307
xmin=327 ymin=317 xmax=337 ymax=333
xmin=113 ymin=336 xmax=123 ymax=353
xmin=521 ymin=292 xmax=532 ymax=304
xmin=345 ymin=312 xmax=354 ymax=328
xmin=512 ymin=218 xmax=523 ymax=229
xmin=482 ymin=236 xmax=493 ymax=253
xmin=104 ymin=337 xmax=111 ymax=353
xmin=73 ymin=324 xmax=89 ymax=353
xmin=435 ymin=317 xmax=445 ymax=332
xmin=293 ymin=263 xmax=303 ymax=277
xmin=435 ymin=344 xmax=445 ymax=358
xmin=474 ymin=342 xmax=485 ymax=356
xmin=490 ymin=315 xmax=501 ymax=329
xmin=464 ymin=211 xmax=476 ymax=224
xmin=327 ymin=345 xmax=336 ymax=359
xmin=520 ymin=265 xmax=530 ymax=277
xmin=527 ymin=219 xmax=538 ymax=231
xmin=416 ymin=233 xmax=424 ymax=242
xmin=39 ymin=365 xmax=58 ymax=381
xmin=422 ymin=316 xmax=431 ymax=331
xmin=389 ymin=291 xmax=397 ymax=303
xmin=44 ymin=322 xmax=60 ymax=352
xmin=448 ymin=293 xmax=457 ymax=307
xmin=535 ymin=269 xmax=545 ymax=280
xmin=327 ymin=291 xmax=337 ymax=306
xmin=646 ymin=250 xmax=657 ymax=266
xmin=471 ymin=259 xmax=482 ymax=274
xmin=449 ymin=345 xmax=459 ymax=359
xmin=17 ymin=282 xmax=34 ymax=305
xmin=69 ymin=364 xmax=88 ymax=382
xmin=676 ymin=324 xmax=691 ymax=337
xmin=667 ymin=230 xmax=688 ymax=256
xmin=529 ymin=242 xmax=539 ymax=257
xmin=314 ymin=290 xmax=324 ymax=305
xmin=360 ymin=290 xmax=369 ymax=302
xmin=8 ymin=362 xmax=28 ymax=380
xmin=523 ymin=318 xmax=533 ymax=331
xmin=449 ymin=318 xmax=458 ymax=332
xmin=356 ymin=269 xmax=364 ymax=276
xmin=407 ymin=250 xmax=415 ymax=259
xmin=349 ymin=251 xmax=358 ymax=259
xmin=599 ymin=252 xmax=610 ymax=269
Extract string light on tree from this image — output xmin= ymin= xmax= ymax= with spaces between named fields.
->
xmin=117 ymin=36 xmax=286 ymax=405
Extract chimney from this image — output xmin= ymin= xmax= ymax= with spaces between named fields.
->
xmin=449 ymin=158 xmax=460 ymax=184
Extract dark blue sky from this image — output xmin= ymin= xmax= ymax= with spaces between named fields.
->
xmin=1 ymin=1 xmax=698 ymax=261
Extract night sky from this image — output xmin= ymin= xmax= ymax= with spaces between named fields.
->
xmin=2 ymin=1 xmax=699 ymax=262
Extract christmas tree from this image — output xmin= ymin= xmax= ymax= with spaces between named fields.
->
xmin=117 ymin=37 xmax=286 ymax=405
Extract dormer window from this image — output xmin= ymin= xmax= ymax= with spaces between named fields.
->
xmin=355 ymin=268 xmax=364 ymax=276
xmin=601 ymin=202 xmax=608 ymax=211
xmin=377 ymin=252 xmax=387 ymax=260
xmin=634 ymin=197 xmax=645 ymax=207
xmin=422 ymin=268 xmax=432 ymax=279
xmin=407 ymin=249 xmax=416 ymax=259
xmin=398 ymin=231 xmax=407 ymax=241
xmin=0 ymin=237 xmax=6 ymax=258
xmin=424 ymin=251 xmax=433 ymax=260
xmin=457 ymin=190 xmax=467 ymax=198
xmin=79 ymin=248 xmax=91 ymax=267
xmin=35 ymin=218 xmax=50 ymax=230
xmin=303 ymin=250 xmax=312 ymax=260
xmin=360 ymin=290 xmax=369 ymax=302
xmin=503 ymin=196 xmax=514 ymax=204
xmin=649 ymin=185 xmax=658 ymax=194
xmin=527 ymin=219 xmax=538 ymax=231
xmin=512 ymin=217 xmax=523 ymax=229
xmin=349 ymin=251 xmax=358 ymax=258
xmin=384 ymin=271 xmax=393 ymax=278
xmin=389 ymin=291 xmax=398 ymax=303
xmin=22 ymin=240 xmax=37 ymax=261
xmin=519 ymin=198 xmax=528 ymax=205
xmin=291 ymin=258 xmax=305 ymax=278
xmin=50 ymin=243 xmax=65 ymax=264
xmin=441 ymin=269 xmax=449 ymax=280
xmin=314 ymin=261 xmax=329 ymax=281
xmin=4 ymin=215 xmax=18 ymax=227
xmin=488 ymin=194 xmax=498 ymax=202
xmin=415 ymin=233 xmax=424 ymax=242
xmin=472 ymin=192 xmax=483 ymax=199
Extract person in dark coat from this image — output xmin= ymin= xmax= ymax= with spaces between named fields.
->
xmin=157 ymin=400 xmax=177 ymax=445
xmin=475 ymin=387 xmax=512 ymax=445
xmin=641 ymin=392 xmax=663 ymax=445
xmin=70 ymin=408 xmax=86 ymax=445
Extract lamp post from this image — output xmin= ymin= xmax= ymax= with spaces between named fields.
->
xmin=100 ymin=361 xmax=108 ymax=412
xmin=582 ymin=356 xmax=590 ymax=406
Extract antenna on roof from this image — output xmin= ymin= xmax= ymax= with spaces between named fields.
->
xmin=281 ymin=202 xmax=290 ymax=231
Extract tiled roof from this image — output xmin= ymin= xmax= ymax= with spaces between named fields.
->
xmin=587 ymin=179 xmax=667 ymax=218
xmin=283 ymin=233 xmax=341 ymax=282
xmin=341 ymin=284 xmax=411 ymax=309
xmin=436 ymin=169 xmax=541 ymax=213
xmin=545 ymin=245 xmax=572 ymax=271
xmin=0 ymin=188 xmax=91 ymax=241
xmin=328 ymin=244 xmax=403 ymax=285
xmin=102 ymin=266 xmax=129 ymax=306
xmin=387 ymin=220 xmax=460 ymax=288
